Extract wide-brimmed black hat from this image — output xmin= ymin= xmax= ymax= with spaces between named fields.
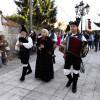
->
xmin=69 ymin=18 xmax=80 ymax=27
xmin=20 ymin=25 xmax=27 ymax=33
xmin=65 ymin=25 xmax=70 ymax=32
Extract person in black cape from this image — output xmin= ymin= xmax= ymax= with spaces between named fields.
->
xmin=15 ymin=25 xmax=33 ymax=81
xmin=35 ymin=29 xmax=54 ymax=82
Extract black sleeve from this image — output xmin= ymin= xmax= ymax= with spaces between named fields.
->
xmin=44 ymin=37 xmax=53 ymax=50
xmin=36 ymin=38 xmax=41 ymax=48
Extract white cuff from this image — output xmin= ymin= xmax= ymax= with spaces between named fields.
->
xmin=22 ymin=64 xmax=28 ymax=67
xmin=73 ymin=70 xmax=80 ymax=74
xmin=63 ymin=69 xmax=71 ymax=75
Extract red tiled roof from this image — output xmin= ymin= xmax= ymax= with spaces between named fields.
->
xmin=2 ymin=16 xmax=21 ymax=27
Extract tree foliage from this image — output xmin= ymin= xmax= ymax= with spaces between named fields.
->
xmin=14 ymin=0 xmax=57 ymax=27
xmin=94 ymin=14 xmax=100 ymax=27
xmin=5 ymin=14 xmax=26 ymax=25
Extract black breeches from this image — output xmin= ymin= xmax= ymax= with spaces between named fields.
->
xmin=64 ymin=53 xmax=81 ymax=70
xmin=19 ymin=50 xmax=29 ymax=64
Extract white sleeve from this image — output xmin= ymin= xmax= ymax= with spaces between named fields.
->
xmin=82 ymin=35 xmax=88 ymax=48
xmin=61 ymin=35 xmax=64 ymax=42
xmin=23 ymin=37 xmax=33 ymax=49
xmin=82 ymin=35 xmax=87 ymax=41
xmin=15 ymin=40 xmax=19 ymax=50
xmin=64 ymin=37 xmax=66 ymax=41
xmin=64 ymin=34 xmax=68 ymax=41
xmin=54 ymin=33 xmax=57 ymax=42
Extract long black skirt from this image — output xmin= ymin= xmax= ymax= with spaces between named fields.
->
xmin=35 ymin=53 xmax=54 ymax=82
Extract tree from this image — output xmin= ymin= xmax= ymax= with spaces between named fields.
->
xmin=15 ymin=0 xmax=36 ymax=24
xmin=32 ymin=0 xmax=43 ymax=28
xmin=15 ymin=0 xmax=57 ymax=28
xmin=5 ymin=14 xmax=26 ymax=25
xmin=94 ymin=14 xmax=100 ymax=27
xmin=47 ymin=0 xmax=57 ymax=25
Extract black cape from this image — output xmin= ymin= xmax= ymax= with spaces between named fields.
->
xmin=35 ymin=36 xmax=54 ymax=82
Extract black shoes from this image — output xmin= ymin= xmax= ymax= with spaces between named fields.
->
xmin=26 ymin=70 xmax=32 ymax=75
xmin=72 ymin=73 xmax=79 ymax=93
xmin=20 ymin=67 xmax=27 ymax=82
xmin=66 ymin=73 xmax=79 ymax=93
xmin=66 ymin=80 xmax=73 ymax=87
xmin=66 ymin=73 xmax=73 ymax=87
xmin=72 ymin=83 xmax=77 ymax=93
xmin=20 ymin=76 xmax=25 ymax=82
xmin=20 ymin=64 xmax=32 ymax=82
xmin=26 ymin=63 xmax=32 ymax=75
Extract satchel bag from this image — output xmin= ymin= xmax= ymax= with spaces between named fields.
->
xmin=59 ymin=45 xmax=65 ymax=54
xmin=53 ymin=44 xmax=56 ymax=49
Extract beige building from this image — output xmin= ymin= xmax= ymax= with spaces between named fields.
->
xmin=0 ymin=11 xmax=21 ymax=59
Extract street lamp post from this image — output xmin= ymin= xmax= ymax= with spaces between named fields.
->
xmin=75 ymin=1 xmax=90 ymax=33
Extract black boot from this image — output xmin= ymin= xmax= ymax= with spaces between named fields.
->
xmin=26 ymin=63 xmax=32 ymax=75
xmin=72 ymin=73 xmax=79 ymax=93
xmin=66 ymin=73 xmax=73 ymax=87
xmin=20 ymin=67 xmax=27 ymax=82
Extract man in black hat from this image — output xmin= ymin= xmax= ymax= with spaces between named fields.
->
xmin=62 ymin=18 xmax=88 ymax=93
xmin=61 ymin=25 xmax=70 ymax=41
xmin=15 ymin=25 xmax=33 ymax=81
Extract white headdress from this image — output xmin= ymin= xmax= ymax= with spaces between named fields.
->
xmin=41 ymin=29 xmax=49 ymax=36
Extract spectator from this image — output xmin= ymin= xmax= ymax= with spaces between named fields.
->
xmin=0 ymin=50 xmax=3 ymax=68
xmin=88 ymin=33 xmax=94 ymax=49
xmin=57 ymin=33 xmax=61 ymax=46
xmin=94 ymin=32 xmax=99 ymax=52
xmin=0 ymin=35 xmax=8 ymax=65
xmin=31 ymin=29 xmax=36 ymax=45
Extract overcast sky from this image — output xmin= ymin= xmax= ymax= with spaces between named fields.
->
xmin=0 ymin=0 xmax=100 ymax=30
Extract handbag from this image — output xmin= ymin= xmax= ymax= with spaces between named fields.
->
xmin=53 ymin=44 xmax=56 ymax=49
xmin=59 ymin=45 xmax=65 ymax=54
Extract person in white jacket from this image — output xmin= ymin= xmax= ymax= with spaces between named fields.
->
xmin=15 ymin=25 xmax=33 ymax=81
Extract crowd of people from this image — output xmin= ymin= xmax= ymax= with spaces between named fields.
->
xmin=1 ymin=19 xmax=100 ymax=94
xmin=14 ymin=18 xmax=88 ymax=94
xmin=84 ymin=31 xmax=100 ymax=52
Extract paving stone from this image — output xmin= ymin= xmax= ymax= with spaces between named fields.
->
xmin=21 ymin=98 xmax=32 ymax=100
xmin=8 ymin=95 xmax=23 ymax=100
xmin=34 ymin=85 xmax=57 ymax=95
xmin=3 ymin=80 xmax=21 ymax=86
xmin=0 ymin=92 xmax=14 ymax=99
xmin=17 ymin=82 xmax=39 ymax=90
xmin=8 ymin=87 xmax=30 ymax=97
xmin=50 ymin=96 xmax=64 ymax=100
xmin=0 ymin=49 xmax=99 ymax=100
xmin=0 ymin=78 xmax=9 ymax=83
xmin=25 ymin=91 xmax=46 ymax=100
xmin=52 ymin=89 xmax=68 ymax=98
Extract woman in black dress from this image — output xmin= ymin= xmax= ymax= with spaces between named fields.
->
xmin=35 ymin=29 xmax=54 ymax=82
